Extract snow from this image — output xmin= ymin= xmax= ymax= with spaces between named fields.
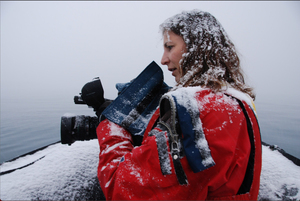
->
xmin=1 ymin=140 xmax=300 ymax=200
xmin=154 ymin=129 xmax=172 ymax=175
xmin=62 ymin=113 xmax=76 ymax=118
xmin=160 ymin=10 xmax=255 ymax=103
xmin=259 ymin=146 xmax=300 ymax=201
xmin=108 ymin=121 xmax=131 ymax=140
xmin=0 ymin=140 xmax=101 ymax=200
xmin=160 ymin=10 xmax=236 ymax=89
xmin=100 ymin=141 xmax=129 ymax=155
xmin=164 ymin=87 xmax=215 ymax=168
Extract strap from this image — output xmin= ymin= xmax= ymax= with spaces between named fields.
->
xmin=158 ymin=121 xmax=188 ymax=185
xmin=171 ymin=143 xmax=188 ymax=185
xmin=225 ymin=94 xmax=256 ymax=194
xmin=158 ymin=96 xmax=188 ymax=185
xmin=235 ymin=98 xmax=255 ymax=194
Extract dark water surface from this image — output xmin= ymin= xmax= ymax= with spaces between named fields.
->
xmin=0 ymin=97 xmax=95 ymax=164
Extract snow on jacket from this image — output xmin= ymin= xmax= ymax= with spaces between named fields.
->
xmin=96 ymin=86 xmax=262 ymax=200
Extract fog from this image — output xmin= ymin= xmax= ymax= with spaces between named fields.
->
xmin=1 ymin=1 xmax=300 ymax=104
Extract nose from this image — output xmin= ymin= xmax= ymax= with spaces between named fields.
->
xmin=161 ymin=51 xmax=169 ymax=66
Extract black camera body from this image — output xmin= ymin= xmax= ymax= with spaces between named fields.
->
xmin=60 ymin=78 xmax=112 ymax=145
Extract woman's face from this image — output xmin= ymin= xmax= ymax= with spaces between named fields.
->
xmin=161 ymin=31 xmax=186 ymax=83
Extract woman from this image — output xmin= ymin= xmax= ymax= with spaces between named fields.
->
xmin=96 ymin=10 xmax=262 ymax=200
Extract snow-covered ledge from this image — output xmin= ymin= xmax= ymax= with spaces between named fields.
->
xmin=0 ymin=140 xmax=299 ymax=200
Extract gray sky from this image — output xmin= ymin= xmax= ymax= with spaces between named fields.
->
xmin=1 ymin=1 xmax=300 ymax=104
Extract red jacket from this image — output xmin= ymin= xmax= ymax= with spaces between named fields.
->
xmin=97 ymin=87 xmax=262 ymax=200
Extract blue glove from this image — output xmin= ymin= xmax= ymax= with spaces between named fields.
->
xmin=101 ymin=61 xmax=170 ymax=137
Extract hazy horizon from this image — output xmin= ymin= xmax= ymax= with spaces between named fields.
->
xmin=1 ymin=1 xmax=300 ymax=105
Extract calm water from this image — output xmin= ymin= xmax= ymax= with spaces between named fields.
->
xmin=0 ymin=96 xmax=96 ymax=164
xmin=1 ymin=97 xmax=299 ymax=164
xmin=255 ymin=100 xmax=300 ymax=158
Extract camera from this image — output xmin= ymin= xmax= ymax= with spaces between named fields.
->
xmin=60 ymin=78 xmax=112 ymax=145
xmin=60 ymin=61 xmax=170 ymax=146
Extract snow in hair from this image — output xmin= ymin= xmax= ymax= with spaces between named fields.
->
xmin=160 ymin=10 xmax=255 ymax=100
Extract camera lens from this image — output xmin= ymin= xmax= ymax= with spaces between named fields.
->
xmin=61 ymin=115 xmax=98 ymax=145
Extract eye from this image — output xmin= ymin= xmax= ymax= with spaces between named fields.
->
xmin=164 ymin=43 xmax=174 ymax=51
xmin=166 ymin=45 xmax=173 ymax=51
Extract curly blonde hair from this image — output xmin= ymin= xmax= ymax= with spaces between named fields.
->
xmin=160 ymin=10 xmax=255 ymax=100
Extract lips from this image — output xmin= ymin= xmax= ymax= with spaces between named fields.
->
xmin=169 ymin=67 xmax=177 ymax=76
xmin=168 ymin=67 xmax=176 ymax=72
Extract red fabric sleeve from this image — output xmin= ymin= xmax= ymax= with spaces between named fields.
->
xmin=96 ymin=90 xmax=253 ymax=200
xmin=96 ymin=120 xmax=183 ymax=200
